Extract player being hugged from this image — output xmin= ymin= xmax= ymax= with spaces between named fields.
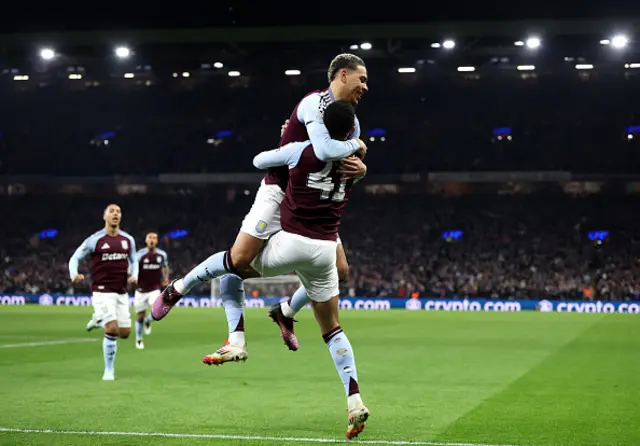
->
xmin=151 ymin=53 xmax=368 ymax=362
xmin=68 ymin=204 xmax=138 ymax=381
xmin=204 ymin=100 xmax=370 ymax=439
xmin=133 ymin=232 xmax=168 ymax=349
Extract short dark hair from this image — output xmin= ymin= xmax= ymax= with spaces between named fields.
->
xmin=327 ymin=53 xmax=366 ymax=83
xmin=323 ymin=101 xmax=355 ymax=141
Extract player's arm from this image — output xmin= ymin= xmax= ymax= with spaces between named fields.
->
xmin=162 ymin=252 xmax=169 ymax=286
xmin=253 ymin=141 xmax=309 ymax=169
xmin=69 ymin=239 xmax=93 ymax=283
xmin=128 ymin=238 xmax=139 ymax=284
xmin=299 ymin=95 xmax=364 ymax=161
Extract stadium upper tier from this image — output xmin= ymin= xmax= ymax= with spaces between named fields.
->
xmin=1 ymin=76 xmax=640 ymax=175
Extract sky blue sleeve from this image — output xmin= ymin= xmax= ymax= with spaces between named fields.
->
xmin=253 ymin=141 xmax=309 ymax=169
xmin=128 ymin=237 xmax=138 ymax=280
xmin=298 ymin=95 xmax=360 ymax=162
xmin=68 ymin=237 xmax=94 ymax=279
xmin=352 ymin=116 xmax=361 ymax=139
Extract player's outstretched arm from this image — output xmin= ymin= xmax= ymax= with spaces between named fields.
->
xmin=253 ymin=141 xmax=309 ymax=169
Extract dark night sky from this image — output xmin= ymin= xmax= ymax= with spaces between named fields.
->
xmin=2 ymin=2 xmax=640 ymax=33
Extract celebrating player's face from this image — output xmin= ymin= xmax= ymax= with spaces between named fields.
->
xmin=146 ymin=233 xmax=158 ymax=249
xmin=345 ymin=65 xmax=368 ymax=105
xmin=103 ymin=204 xmax=121 ymax=228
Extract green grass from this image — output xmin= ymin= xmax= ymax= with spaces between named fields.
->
xmin=0 ymin=306 xmax=639 ymax=445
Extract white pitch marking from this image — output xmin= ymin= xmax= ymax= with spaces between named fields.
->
xmin=0 ymin=339 xmax=98 ymax=349
xmin=0 ymin=427 xmax=525 ymax=446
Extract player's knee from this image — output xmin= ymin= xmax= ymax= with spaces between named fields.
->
xmin=104 ymin=321 xmax=119 ymax=337
xmin=229 ymin=245 xmax=256 ymax=269
xmin=136 ymin=312 xmax=145 ymax=322
xmin=337 ymin=263 xmax=350 ymax=282
xmin=119 ymin=328 xmax=131 ymax=339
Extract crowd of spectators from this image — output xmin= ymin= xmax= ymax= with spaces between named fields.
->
xmin=2 ymin=192 xmax=639 ymax=301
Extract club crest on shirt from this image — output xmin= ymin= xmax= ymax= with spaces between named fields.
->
xmin=255 ymin=220 xmax=268 ymax=234
xmin=121 ymin=240 xmax=128 ymax=250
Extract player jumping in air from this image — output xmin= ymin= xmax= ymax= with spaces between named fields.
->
xmin=133 ymin=232 xmax=169 ymax=349
xmin=205 ymin=100 xmax=370 ymax=439
xmin=69 ymin=204 xmax=138 ymax=381
xmin=151 ymin=54 xmax=369 ymax=363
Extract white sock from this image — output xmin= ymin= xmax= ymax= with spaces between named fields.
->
xmin=281 ymin=301 xmax=296 ymax=318
xmin=289 ymin=286 xmax=311 ymax=313
xmin=324 ymin=327 xmax=360 ymax=400
xmin=229 ymin=331 xmax=245 ymax=346
xmin=348 ymin=393 xmax=364 ymax=411
xmin=135 ymin=320 xmax=143 ymax=342
xmin=173 ymin=278 xmax=187 ymax=295
xmin=103 ymin=334 xmax=117 ymax=372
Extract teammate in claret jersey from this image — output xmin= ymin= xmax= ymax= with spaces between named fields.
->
xmin=68 ymin=204 xmax=137 ymax=381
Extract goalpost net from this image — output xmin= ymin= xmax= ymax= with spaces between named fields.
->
xmin=211 ymin=275 xmax=302 ymax=300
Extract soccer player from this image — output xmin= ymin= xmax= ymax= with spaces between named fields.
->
xmin=151 ymin=54 xmax=369 ymax=359
xmin=205 ymin=100 xmax=369 ymax=439
xmin=133 ymin=232 xmax=168 ymax=349
xmin=69 ymin=204 xmax=138 ymax=381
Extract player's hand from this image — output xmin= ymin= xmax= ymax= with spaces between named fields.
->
xmin=280 ymin=119 xmax=290 ymax=137
xmin=337 ymin=156 xmax=367 ymax=178
xmin=71 ymin=274 xmax=85 ymax=284
xmin=128 ymin=277 xmax=137 ymax=286
xmin=353 ymin=138 xmax=367 ymax=160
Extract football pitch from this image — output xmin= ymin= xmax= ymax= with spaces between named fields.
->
xmin=0 ymin=306 xmax=638 ymax=446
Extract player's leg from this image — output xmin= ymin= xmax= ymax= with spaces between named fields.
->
xmin=116 ymin=293 xmax=132 ymax=342
xmin=152 ymin=184 xmax=282 ymax=321
xmin=202 ymin=274 xmax=248 ymax=366
xmin=270 ymin=237 xmax=349 ymax=349
xmin=144 ymin=290 xmax=159 ymax=334
xmin=201 ymin=231 xmax=295 ymax=365
xmin=134 ymin=291 xmax=148 ymax=349
xmin=299 ymin=253 xmax=369 ymax=440
xmin=93 ymin=292 xmax=119 ymax=381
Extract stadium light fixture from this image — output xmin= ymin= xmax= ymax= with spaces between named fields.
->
xmin=600 ymin=39 xmax=611 ymax=45
xmin=516 ymin=65 xmax=536 ymax=71
xmin=213 ymin=62 xmax=224 ymax=69
xmin=228 ymin=71 xmax=241 ymax=77
xmin=39 ymin=48 xmax=55 ymax=60
xmin=182 ymin=72 xmax=190 ymax=78
xmin=360 ymin=42 xmax=372 ymax=50
xmin=349 ymin=44 xmax=359 ymax=50
xmin=442 ymin=40 xmax=455 ymax=49
xmin=285 ymin=70 xmax=301 ymax=76
xmin=68 ymin=73 xmax=82 ymax=80
xmin=123 ymin=73 xmax=135 ymax=79
xmin=611 ymin=35 xmax=628 ymax=49
xmin=431 ymin=42 xmax=441 ymax=48
xmin=13 ymin=75 xmax=29 ymax=81
xmin=575 ymin=64 xmax=594 ymax=70
xmin=397 ymin=67 xmax=416 ymax=73
xmin=514 ymin=41 xmax=525 ymax=46
xmin=526 ymin=37 xmax=541 ymax=49
xmin=115 ymin=46 xmax=131 ymax=59
xmin=457 ymin=66 xmax=475 ymax=72
xmin=625 ymin=63 xmax=640 ymax=69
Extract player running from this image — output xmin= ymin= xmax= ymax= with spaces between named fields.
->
xmin=69 ymin=204 xmax=138 ymax=381
xmin=133 ymin=232 xmax=168 ymax=349
xmin=151 ymin=54 xmax=369 ymax=361
xmin=204 ymin=100 xmax=369 ymax=439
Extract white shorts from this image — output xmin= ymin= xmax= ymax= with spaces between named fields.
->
xmin=134 ymin=289 xmax=161 ymax=313
xmin=251 ymin=231 xmax=339 ymax=303
xmin=92 ymin=292 xmax=131 ymax=328
xmin=240 ymin=180 xmax=285 ymax=240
